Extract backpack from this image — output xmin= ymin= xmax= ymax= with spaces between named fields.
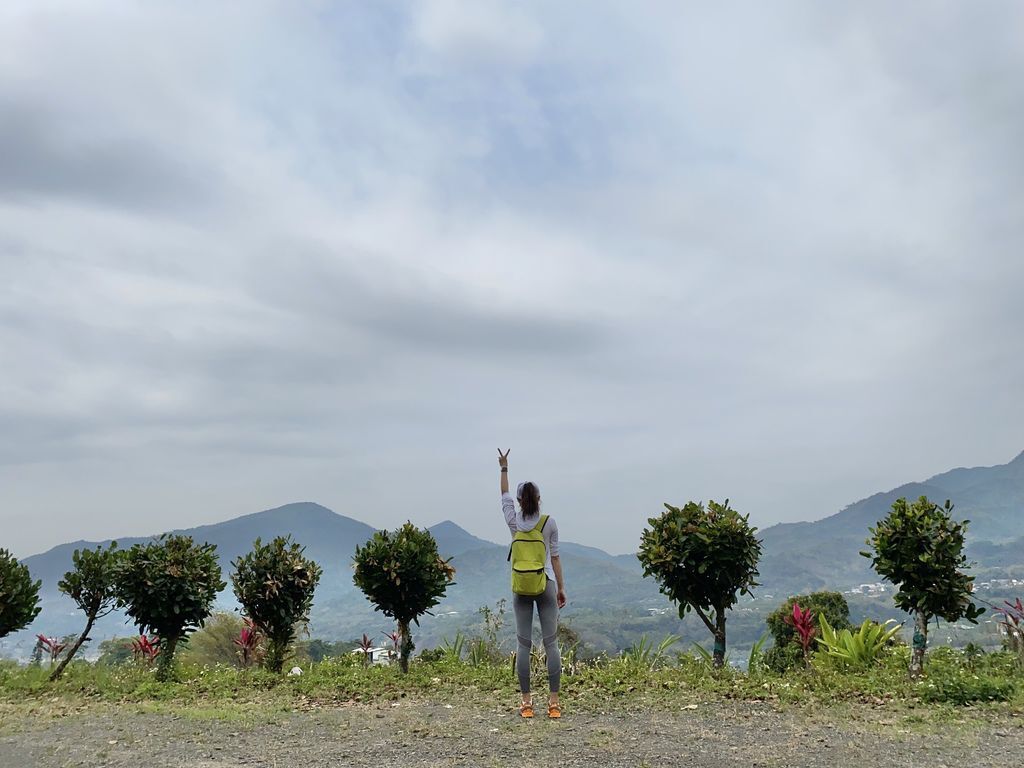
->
xmin=508 ymin=514 xmax=549 ymax=596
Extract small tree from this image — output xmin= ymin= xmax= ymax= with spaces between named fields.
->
xmin=352 ymin=522 xmax=455 ymax=673
xmin=116 ymin=534 xmax=225 ymax=681
xmin=231 ymin=536 xmax=323 ymax=673
xmin=862 ymin=495 xmax=984 ymax=677
xmin=638 ymin=499 xmax=761 ymax=668
xmin=0 ymin=548 xmax=42 ymax=638
xmin=51 ymin=542 xmax=124 ymax=680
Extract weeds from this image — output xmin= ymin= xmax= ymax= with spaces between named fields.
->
xmin=0 ymin=643 xmax=1021 ymax=714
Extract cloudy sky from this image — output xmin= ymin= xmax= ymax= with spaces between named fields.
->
xmin=2 ymin=1 xmax=1023 ymax=558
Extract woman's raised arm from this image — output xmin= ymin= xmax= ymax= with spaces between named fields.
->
xmin=498 ymin=448 xmax=510 ymax=494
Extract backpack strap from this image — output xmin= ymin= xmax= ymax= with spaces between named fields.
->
xmin=508 ymin=515 xmax=549 ymax=561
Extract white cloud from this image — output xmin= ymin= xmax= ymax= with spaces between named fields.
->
xmin=1 ymin=1 xmax=1023 ymax=556
xmin=411 ymin=0 xmax=544 ymax=71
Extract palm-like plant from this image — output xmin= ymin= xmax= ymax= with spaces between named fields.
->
xmin=816 ymin=614 xmax=901 ymax=669
xmin=624 ymin=633 xmax=680 ymax=670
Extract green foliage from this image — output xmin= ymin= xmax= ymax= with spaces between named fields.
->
xmin=0 ymin=548 xmax=42 ymax=638
xmin=814 ymin=615 xmax=902 ymax=670
xmin=747 ymin=632 xmax=770 ymax=675
xmin=116 ymin=534 xmax=225 ymax=681
xmin=352 ymin=522 xmax=455 ymax=673
xmin=763 ymin=643 xmax=803 ymax=673
xmin=96 ymin=637 xmax=136 ymax=666
xmin=863 ymin=496 xmax=984 ymax=625
xmin=52 ymin=542 xmax=125 ymax=679
xmin=766 ymin=591 xmax=850 ymax=648
xmin=299 ymin=638 xmax=350 ymax=663
xmin=691 ymin=642 xmax=730 ymax=668
xmin=622 ymin=634 xmax=680 ymax=670
xmin=638 ymin=499 xmax=761 ymax=666
xmin=466 ymin=599 xmax=507 ymax=666
xmin=918 ymin=673 xmax=1015 ymax=704
xmin=231 ymin=536 xmax=323 ymax=673
xmin=1 ymin=641 xmax=1022 ymax=715
xmin=178 ymin=612 xmax=251 ymax=668
xmin=438 ymin=632 xmax=467 ymax=663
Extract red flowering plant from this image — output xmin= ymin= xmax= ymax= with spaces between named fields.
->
xmin=783 ymin=604 xmax=816 ymax=664
xmin=358 ymin=633 xmax=374 ymax=667
xmin=36 ymin=635 xmax=68 ymax=666
xmin=383 ymin=629 xmax=400 ymax=661
xmin=233 ymin=618 xmax=263 ymax=668
xmin=994 ymin=598 xmax=1023 ymax=656
xmin=130 ymin=634 xmax=161 ymax=665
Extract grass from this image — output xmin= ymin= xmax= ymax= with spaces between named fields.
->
xmin=1 ymin=646 xmax=1021 ymax=727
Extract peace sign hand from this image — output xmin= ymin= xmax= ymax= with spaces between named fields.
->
xmin=497 ymin=448 xmax=510 ymax=469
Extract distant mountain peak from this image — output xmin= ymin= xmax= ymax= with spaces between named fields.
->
xmin=429 ymin=520 xmax=470 ymax=533
xmin=426 ymin=520 xmax=498 ymax=556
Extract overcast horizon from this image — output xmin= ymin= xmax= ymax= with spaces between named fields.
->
xmin=3 ymin=2 xmax=1023 ymax=559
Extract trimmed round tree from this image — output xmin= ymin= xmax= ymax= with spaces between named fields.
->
xmin=0 ymin=548 xmax=42 ymax=638
xmin=638 ymin=499 xmax=761 ymax=668
xmin=117 ymin=534 xmax=225 ymax=681
xmin=353 ymin=522 xmax=455 ymax=673
xmin=51 ymin=542 xmax=124 ymax=680
xmin=231 ymin=536 xmax=322 ymax=673
xmin=862 ymin=495 xmax=983 ymax=677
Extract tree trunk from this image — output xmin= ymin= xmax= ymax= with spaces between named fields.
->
xmin=909 ymin=612 xmax=928 ymax=678
xmin=156 ymin=635 xmax=178 ymax=682
xmin=266 ymin=638 xmax=287 ymax=673
xmin=50 ymin=615 xmax=95 ymax=682
xmin=398 ymin=621 xmax=414 ymax=674
xmin=713 ymin=611 xmax=727 ymax=669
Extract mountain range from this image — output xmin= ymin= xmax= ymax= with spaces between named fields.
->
xmin=3 ymin=450 xmax=1022 ymax=657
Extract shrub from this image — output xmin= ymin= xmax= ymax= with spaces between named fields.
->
xmin=51 ymin=542 xmax=124 ymax=680
xmin=638 ymin=499 xmax=761 ymax=667
xmin=178 ymin=612 xmax=253 ymax=668
xmin=763 ymin=641 xmax=804 ymax=673
xmin=766 ymin=591 xmax=850 ymax=648
xmin=814 ymin=615 xmax=902 ymax=670
xmin=863 ymin=496 xmax=984 ymax=677
xmin=231 ymin=536 xmax=322 ymax=673
xmin=96 ymin=636 xmax=136 ymax=666
xmin=116 ymin=535 xmax=225 ymax=681
xmin=0 ymin=548 xmax=42 ymax=638
xmin=622 ymin=634 xmax=680 ymax=670
xmin=352 ymin=523 xmax=455 ymax=673
xmin=918 ymin=674 xmax=1015 ymax=705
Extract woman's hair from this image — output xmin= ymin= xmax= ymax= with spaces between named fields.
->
xmin=517 ymin=481 xmax=541 ymax=518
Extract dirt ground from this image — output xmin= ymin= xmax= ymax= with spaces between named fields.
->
xmin=0 ymin=697 xmax=1020 ymax=768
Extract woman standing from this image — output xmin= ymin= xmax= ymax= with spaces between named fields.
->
xmin=498 ymin=448 xmax=567 ymax=719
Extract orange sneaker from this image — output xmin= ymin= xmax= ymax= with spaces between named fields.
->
xmin=547 ymin=703 xmax=561 ymax=719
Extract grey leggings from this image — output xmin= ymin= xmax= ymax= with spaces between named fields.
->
xmin=513 ymin=579 xmax=560 ymax=694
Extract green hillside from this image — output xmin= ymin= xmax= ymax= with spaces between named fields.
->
xmin=4 ymin=450 xmax=1021 ymax=660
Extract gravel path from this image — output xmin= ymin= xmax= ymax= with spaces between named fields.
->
xmin=1 ymin=698 xmax=1020 ymax=767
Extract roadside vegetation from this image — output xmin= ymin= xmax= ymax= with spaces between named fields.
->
xmin=2 ymin=497 xmax=1022 ymax=721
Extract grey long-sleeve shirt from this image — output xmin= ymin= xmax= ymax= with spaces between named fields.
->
xmin=502 ymin=491 xmax=559 ymax=579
